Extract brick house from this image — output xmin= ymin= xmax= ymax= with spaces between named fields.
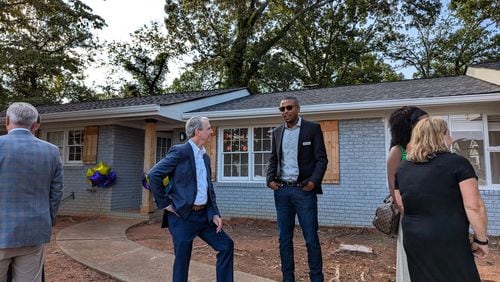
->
xmin=1 ymin=63 xmax=500 ymax=234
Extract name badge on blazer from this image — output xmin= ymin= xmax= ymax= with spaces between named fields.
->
xmin=302 ymin=141 xmax=311 ymax=146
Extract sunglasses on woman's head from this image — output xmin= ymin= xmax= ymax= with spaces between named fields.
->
xmin=279 ymin=105 xmax=294 ymax=112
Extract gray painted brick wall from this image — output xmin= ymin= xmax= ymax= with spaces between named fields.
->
xmin=318 ymin=118 xmax=387 ymax=227
xmin=59 ymin=125 xmax=114 ymax=217
xmin=215 ymin=118 xmax=500 ymax=235
xmin=55 ymin=120 xmax=500 ymax=235
xmin=481 ymin=190 xmax=500 ymax=235
xmin=109 ymin=126 xmax=144 ymax=210
xmin=59 ymin=125 xmax=145 ymax=217
xmin=214 ymin=118 xmax=387 ymax=227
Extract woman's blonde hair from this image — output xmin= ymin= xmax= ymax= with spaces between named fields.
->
xmin=406 ymin=117 xmax=450 ymax=163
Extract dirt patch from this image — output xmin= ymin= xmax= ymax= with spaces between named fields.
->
xmin=45 ymin=216 xmax=117 ymax=282
xmin=127 ymin=217 xmax=500 ymax=282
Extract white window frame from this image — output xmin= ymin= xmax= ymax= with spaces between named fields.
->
xmin=43 ymin=128 xmax=84 ymax=164
xmin=217 ymin=126 xmax=274 ymax=182
xmin=156 ymin=133 xmax=172 ymax=163
xmin=445 ymin=113 xmax=499 ymax=190
xmin=484 ymin=114 xmax=500 ymax=189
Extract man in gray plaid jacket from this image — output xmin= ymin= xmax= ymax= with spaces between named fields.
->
xmin=0 ymin=102 xmax=64 ymax=281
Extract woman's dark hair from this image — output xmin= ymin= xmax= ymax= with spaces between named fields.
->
xmin=389 ymin=106 xmax=428 ymax=148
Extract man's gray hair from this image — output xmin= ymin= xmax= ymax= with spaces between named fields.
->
xmin=185 ymin=116 xmax=209 ymax=138
xmin=6 ymin=102 xmax=38 ymax=127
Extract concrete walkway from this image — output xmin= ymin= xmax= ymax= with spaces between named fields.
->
xmin=57 ymin=218 xmax=274 ymax=282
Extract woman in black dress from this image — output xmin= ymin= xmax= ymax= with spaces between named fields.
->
xmin=394 ymin=117 xmax=489 ymax=282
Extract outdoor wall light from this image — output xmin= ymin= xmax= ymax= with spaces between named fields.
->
xmin=179 ymin=132 xmax=187 ymax=141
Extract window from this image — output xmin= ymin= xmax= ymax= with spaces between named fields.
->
xmin=488 ymin=115 xmax=500 ymax=185
xmin=222 ymin=128 xmax=249 ymax=178
xmin=445 ymin=113 xmax=500 ymax=188
xmin=253 ymin=127 xmax=273 ymax=178
xmin=156 ymin=137 xmax=172 ymax=163
xmin=216 ymin=121 xmax=339 ymax=183
xmin=450 ymin=114 xmax=486 ymax=185
xmin=220 ymin=126 xmax=273 ymax=181
xmin=68 ymin=130 xmax=84 ymax=161
xmin=45 ymin=129 xmax=84 ymax=163
xmin=46 ymin=131 xmax=64 ymax=160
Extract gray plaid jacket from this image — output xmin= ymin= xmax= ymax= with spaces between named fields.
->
xmin=0 ymin=129 xmax=63 ymax=248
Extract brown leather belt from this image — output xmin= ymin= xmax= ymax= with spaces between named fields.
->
xmin=192 ymin=204 xmax=206 ymax=211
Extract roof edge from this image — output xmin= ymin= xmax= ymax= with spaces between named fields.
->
xmin=184 ymin=92 xmax=500 ymax=120
xmin=33 ymin=104 xmax=160 ymax=123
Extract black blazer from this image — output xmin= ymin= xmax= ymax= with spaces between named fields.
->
xmin=266 ymin=119 xmax=328 ymax=194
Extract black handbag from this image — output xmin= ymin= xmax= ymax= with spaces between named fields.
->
xmin=373 ymin=195 xmax=400 ymax=235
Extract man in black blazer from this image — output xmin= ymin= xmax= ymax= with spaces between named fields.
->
xmin=149 ymin=116 xmax=234 ymax=282
xmin=267 ymin=97 xmax=328 ymax=282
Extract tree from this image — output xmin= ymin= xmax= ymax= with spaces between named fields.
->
xmin=168 ymin=60 xmax=223 ymax=93
xmin=451 ymin=0 xmax=500 ymax=26
xmin=106 ymin=22 xmax=179 ymax=97
xmin=385 ymin=0 xmax=500 ymax=78
xmin=441 ymin=0 xmax=500 ymax=74
xmin=0 ymin=0 xmax=105 ymax=109
xmin=253 ymin=0 xmax=402 ymax=92
xmin=163 ymin=0 xmax=333 ymax=92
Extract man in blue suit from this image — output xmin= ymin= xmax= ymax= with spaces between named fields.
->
xmin=267 ymin=97 xmax=328 ymax=282
xmin=0 ymin=102 xmax=64 ymax=282
xmin=149 ymin=116 xmax=234 ymax=282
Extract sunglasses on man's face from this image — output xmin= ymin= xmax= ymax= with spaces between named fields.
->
xmin=279 ymin=105 xmax=294 ymax=112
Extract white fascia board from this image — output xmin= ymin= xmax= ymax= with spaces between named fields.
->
xmin=188 ymin=93 xmax=500 ymax=120
xmin=36 ymin=104 xmax=161 ymax=123
xmin=160 ymin=89 xmax=250 ymax=121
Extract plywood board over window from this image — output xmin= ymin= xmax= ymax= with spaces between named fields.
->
xmin=207 ymin=126 xmax=217 ymax=181
xmin=83 ymin=126 xmax=98 ymax=164
xmin=320 ymin=120 xmax=339 ymax=184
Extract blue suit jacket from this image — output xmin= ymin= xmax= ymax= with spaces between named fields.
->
xmin=148 ymin=142 xmax=219 ymax=227
xmin=266 ymin=119 xmax=328 ymax=194
xmin=0 ymin=129 xmax=64 ymax=248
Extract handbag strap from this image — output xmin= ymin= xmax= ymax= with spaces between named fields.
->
xmin=383 ymin=195 xmax=393 ymax=204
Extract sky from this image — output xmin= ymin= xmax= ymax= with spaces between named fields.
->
xmin=81 ymin=0 xmax=414 ymax=89
xmin=82 ymin=0 xmax=184 ymax=87
xmin=83 ymin=0 xmax=165 ymax=41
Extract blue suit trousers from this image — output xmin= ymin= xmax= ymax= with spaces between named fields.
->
xmin=167 ymin=210 xmax=234 ymax=282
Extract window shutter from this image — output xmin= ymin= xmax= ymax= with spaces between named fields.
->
xmin=83 ymin=126 xmax=98 ymax=164
xmin=207 ymin=126 xmax=217 ymax=181
xmin=320 ymin=121 xmax=339 ymax=184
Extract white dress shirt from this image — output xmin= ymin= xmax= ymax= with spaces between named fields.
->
xmin=188 ymin=139 xmax=208 ymax=205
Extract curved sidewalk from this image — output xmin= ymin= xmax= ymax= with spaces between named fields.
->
xmin=57 ymin=218 xmax=274 ymax=282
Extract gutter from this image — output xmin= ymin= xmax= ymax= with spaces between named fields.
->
xmin=183 ymin=92 xmax=500 ymax=120
xmin=36 ymin=104 xmax=160 ymax=123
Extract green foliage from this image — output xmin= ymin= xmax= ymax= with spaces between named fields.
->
xmin=386 ymin=0 xmax=500 ymax=78
xmin=106 ymin=22 xmax=179 ymax=97
xmin=450 ymin=0 xmax=499 ymax=25
xmin=167 ymin=60 xmax=223 ymax=93
xmin=0 ymin=0 xmax=105 ymax=108
xmin=163 ymin=0 xmax=337 ymax=93
xmin=254 ymin=0 xmax=402 ymax=92
xmin=164 ymin=0 xmax=497 ymax=91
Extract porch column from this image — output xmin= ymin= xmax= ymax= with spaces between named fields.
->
xmin=141 ymin=119 xmax=157 ymax=214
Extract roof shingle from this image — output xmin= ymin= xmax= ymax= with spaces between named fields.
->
xmin=470 ymin=62 xmax=500 ymax=70
xmin=31 ymin=88 xmax=244 ymax=114
xmin=191 ymin=76 xmax=500 ymax=112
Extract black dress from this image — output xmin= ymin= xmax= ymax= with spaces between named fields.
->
xmin=395 ymin=152 xmax=480 ymax=282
